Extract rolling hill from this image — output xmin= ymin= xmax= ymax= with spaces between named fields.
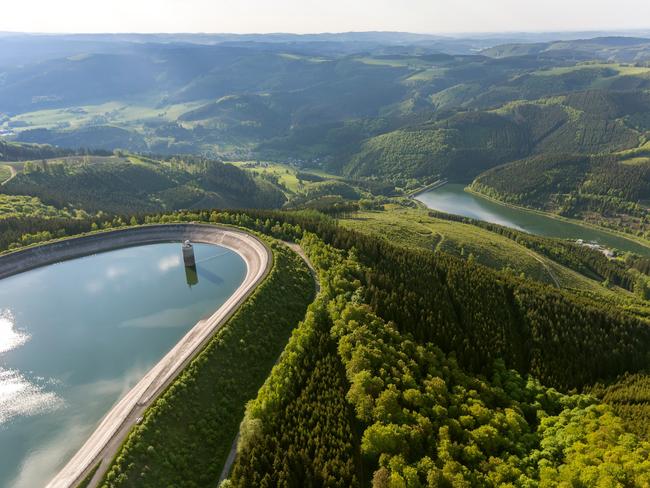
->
xmin=2 ymin=156 xmax=286 ymax=213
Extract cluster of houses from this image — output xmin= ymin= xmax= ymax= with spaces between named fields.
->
xmin=575 ymin=239 xmax=616 ymax=258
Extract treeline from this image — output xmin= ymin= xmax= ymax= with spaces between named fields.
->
xmin=426 ymin=209 xmax=646 ymax=294
xmin=629 ymin=254 xmax=650 ymax=276
xmin=0 ymin=140 xmax=111 ymax=161
xmin=0 ymin=215 xmax=99 ymax=251
xmin=0 ymin=194 xmax=84 ymax=222
xmin=4 ymin=208 xmax=650 ymax=390
xmin=229 ymin=297 xmax=360 ymax=487
xmin=229 ymin=232 xmax=650 ymax=486
xmin=3 ymin=158 xmax=285 ymax=214
xmin=212 ymin=208 xmax=650 ymax=389
xmin=101 ymin=241 xmax=314 ymax=487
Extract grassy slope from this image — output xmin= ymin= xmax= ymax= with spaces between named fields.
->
xmin=230 ymin=160 xmax=345 ymax=198
xmin=532 ymin=63 xmax=650 ymax=77
xmin=338 ymin=204 xmax=640 ymax=302
xmin=3 ymin=156 xmax=286 ymax=214
xmin=101 ymin=239 xmax=315 ymax=487
xmin=0 ymin=164 xmax=12 ymax=183
xmin=230 ymin=161 xmax=304 ymax=195
xmin=5 ymin=100 xmax=206 ymax=133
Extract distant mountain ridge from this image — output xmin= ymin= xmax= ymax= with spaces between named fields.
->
xmin=482 ymin=36 xmax=650 ymax=62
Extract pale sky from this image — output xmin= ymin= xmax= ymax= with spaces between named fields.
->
xmin=1 ymin=0 xmax=650 ymax=35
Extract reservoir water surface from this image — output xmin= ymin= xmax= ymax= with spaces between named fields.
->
xmin=417 ymin=184 xmax=650 ymax=256
xmin=0 ymin=242 xmax=246 ymax=488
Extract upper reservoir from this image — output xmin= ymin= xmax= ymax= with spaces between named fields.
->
xmin=0 ymin=242 xmax=246 ymax=488
xmin=417 ymin=184 xmax=650 ymax=256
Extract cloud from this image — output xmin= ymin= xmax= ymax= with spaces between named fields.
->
xmin=84 ymin=279 xmax=104 ymax=295
xmin=158 ymin=254 xmax=181 ymax=272
xmin=0 ymin=312 xmax=29 ymax=354
xmin=119 ymin=304 xmax=207 ymax=329
xmin=105 ymin=265 xmax=129 ymax=280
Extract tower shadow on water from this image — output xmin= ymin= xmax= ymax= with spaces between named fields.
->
xmin=182 ymin=240 xmax=199 ymax=287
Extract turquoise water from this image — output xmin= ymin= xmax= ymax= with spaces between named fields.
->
xmin=0 ymin=243 xmax=246 ymax=488
xmin=417 ymin=184 xmax=650 ymax=256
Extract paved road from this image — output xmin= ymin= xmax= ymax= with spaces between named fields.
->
xmin=43 ymin=225 xmax=271 ymax=488
xmin=217 ymin=241 xmax=319 ymax=485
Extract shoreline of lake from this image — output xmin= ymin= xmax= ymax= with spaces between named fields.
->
xmin=415 ymin=184 xmax=650 ymax=257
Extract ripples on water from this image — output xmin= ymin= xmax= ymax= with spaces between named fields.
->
xmin=0 ymin=369 xmax=63 ymax=425
xmin=0 ymin=311 xmax=63 ymax=427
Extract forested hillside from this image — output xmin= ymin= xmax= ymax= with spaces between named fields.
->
xmin=471 ymin=150 xmax=650 ymax=238
xmin=0 ymin=140 xmax=87 ymax=161
xmin=2 ymin=156 xmax=285 ymax=213
xmin=344 ymin=89 xmax=650 ymax=185
xmin=1 ymin=206 xmax=649 ymax=486
xmin=4 ymin=32 xmax=650 ymax=487
xmin=206 ymin=210 xmax=650 ymax=487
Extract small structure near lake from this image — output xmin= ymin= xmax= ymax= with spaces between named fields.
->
xmin=575 ymin=239 xmax=615 ymax=259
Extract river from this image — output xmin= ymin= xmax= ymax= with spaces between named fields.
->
xmin=416 ymin=184 xmax=650 ymax=256
xmin=0 ymin=243 xmax=246 ymax=488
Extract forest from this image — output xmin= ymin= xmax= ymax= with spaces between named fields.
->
xmin=2 ymin=31 xmax=650 ymax=488
xmin=229 ymin=231 xmax=650 ymax=486
xmin=3 ymin=208 xmax=647 ymax=486
xmin=1 ymin=156 xmax=285 ymax=213
xmin=470 ymin=151 xmax=650 ymax=238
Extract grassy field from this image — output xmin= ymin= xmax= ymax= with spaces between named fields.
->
xmin=277 ymin=53 xmax=328 ymax=63
xmin=0 ymin=164 xmax=12 ymax=183
xmin=533 ymin=62 xmax=650 ymax=77
xmin=355 ymin=56 xmax=429 ymax=68
xmin=403 ymin=67 xmax=449 ymax=83
xmin=339 ymin=204 xmax=641 ymax=303
xmin=230 ymin=161 xmax=303 ymax=194
xmin=3 ymin=100 xmax=206 ymax=133
xmin=620 ymin=156 xmax=650 ymax=165
xmin=229 ymin=161 xmax=342 ymax=196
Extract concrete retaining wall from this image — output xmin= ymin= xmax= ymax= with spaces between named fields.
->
xmin=0 ymin=223 xmax=267 ymax=280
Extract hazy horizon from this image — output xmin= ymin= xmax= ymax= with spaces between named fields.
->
xmin=2 ymin=28 xmax=650 ymax=38
xmin=2 ymin=0 xmax=650 ymax=36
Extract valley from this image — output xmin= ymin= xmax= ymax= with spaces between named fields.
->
xmin=2 ymin=28 xmax=650 ymax=488
xmin=417 ymin=183 xmax=650 ymax=255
